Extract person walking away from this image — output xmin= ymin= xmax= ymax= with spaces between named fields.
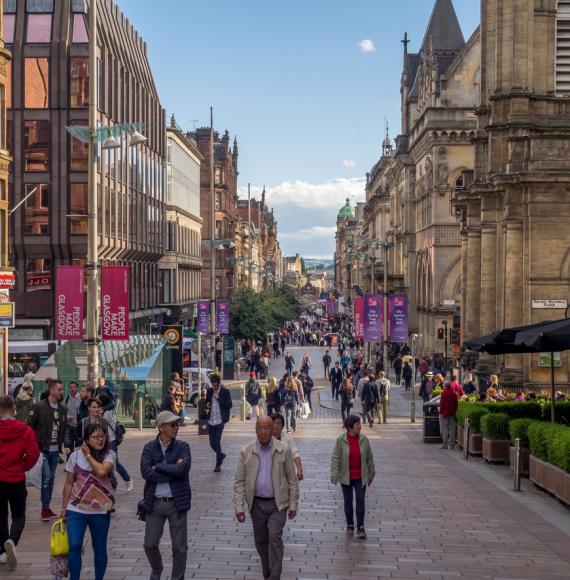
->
xmin=339 ymin=378 xmax=355 ymax=422
xmin=330 ymin=415 xmax=375 ymax=539
xmin=97 ymin=393 xmax=133 ymax=492
xmin=278 ymin=374 xmax=288 ymax=407
xmin=28 ymin=380 xmax=68 ymax=521
xmin=271 ymin=413 xmax=304 ymax=481
xmin=61 ymin=422 xmax=115 ymax=580
xmin=449 ymin=375 xmax=464 ymax=399
xmin=140 ymin=411 xmax=191 ymax=580
xmin=283 ymin=378 xmax=299 ymax=433
xmin=402 ymin=362 xmax=413 ymax=392
xmin=330 ymin=362 xmax=343 ymax=401
xmin=299 ymin=372 xmax=313 ymax=414
xmin=0 ymin=395 xmax=40 ymax=569
xmin=15 ymin=382 xmax=35 ymax=423
xmin=265 ymin=377 xmax=281 ymax=417
xmin=245 ymin=372 xmax=262 ymax=419
xmin=419 ymin=372 xmax=435 ymax=403
xmin=284 ymin=352 xmax=295 ymax=377
xmin=360 ymin=375 xmax=379 ymax=428
xmin=462 ymin=372 xmax=477 ymax=395
xmin=322 ymin=350 xmax=332 ymax=379
xmin=291 ymin=371 xmax=305 ymax=401
xmin=94 ymin=378 xmax=116 ymax=412
xmin=206 ymin=374 xmax=233 ymax=472
xmin=64 ymin=382 xmax=81 ymax=454
xmin=393 ymin=354 xmax=402 ymax=386
xmin=376 ymin=372 xmax=390 ymax=424
xmin=233 ymin=416 xmax=299 ymax=580
xmin=439 ymin=382 xmax=459 ymax=449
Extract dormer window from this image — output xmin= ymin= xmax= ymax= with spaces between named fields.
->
xmin=556 ymin=0 xmax=570 ymax=95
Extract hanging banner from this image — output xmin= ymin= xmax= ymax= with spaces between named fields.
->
xmin=197 ymin=300 xmax=210 ymax=334
xmin=389 ymin=293 xmax=409 ymax=342
xmin=364 ymin=294 xmax=383 ymax=343
xmin=55 ymin=266 xmax=84 ymax=340
xmin=354 ymin=298 xmax=364 ymax=340
xmin=101 ymin=266 xmax=129 ymax=341
xmin=216 ymin=299 xmax=230 ymax=334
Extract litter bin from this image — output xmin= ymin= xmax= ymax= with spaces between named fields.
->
xmin=423 ymin=400 xmax=442 ymax=444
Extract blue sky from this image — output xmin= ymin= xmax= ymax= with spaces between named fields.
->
xmin=117 ymin=0 xmax=480 ymax=259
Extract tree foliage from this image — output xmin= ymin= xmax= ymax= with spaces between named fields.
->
xmin=230 ymin=286 xmax=302 ymax=340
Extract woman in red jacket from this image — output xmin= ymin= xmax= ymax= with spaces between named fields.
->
xmin=0 ymin=395 xmax=40 ymax=569
xmin=439 ymin=382 xmax=459 ymax=449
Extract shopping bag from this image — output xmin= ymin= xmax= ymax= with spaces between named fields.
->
xmin=50 ymin=518 xmax=69 ymax=557
xmin=26 ymin=454 xmax=43 ymax=489
xmin=299 ymin=401 xmax=310 ymax=419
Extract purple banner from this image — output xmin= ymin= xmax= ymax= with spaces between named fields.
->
xmin=216 ymin=300 xmax=230 ymax=334
xmin=197 ymin=300 xmax=210 ymax=334
xmin=364 ymin=294 xmax=383 ymax=343
xmin=389 ymin=293 xmax=409 ymax=342
xmin=353 ymin=298 xmax=364 ymax=340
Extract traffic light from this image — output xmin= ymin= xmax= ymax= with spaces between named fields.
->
xmin=437 ymin=327 xmax=445 ymax=340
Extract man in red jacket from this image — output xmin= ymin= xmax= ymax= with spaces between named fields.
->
xmin=0 ymin=395 xmax=40 ymax=569
xmin=439 ymin=382 xmax=459 ymax=450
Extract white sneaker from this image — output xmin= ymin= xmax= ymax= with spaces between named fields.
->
xmin=0 ymin=553 xmax=7 ymax=564
xmin=125 ymin=480 xmax=134 ymax=493
xmin=4 ymin=539 xmax=16 ymax=569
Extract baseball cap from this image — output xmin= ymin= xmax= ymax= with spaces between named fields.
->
xmin=156 ymin=411 xmax=182 ymax=428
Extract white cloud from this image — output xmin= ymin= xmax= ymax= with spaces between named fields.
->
xmin=342 ymin=159 xmax=356 ymax=168
xmin=239 ymin=177 xmax=365 ymax=210
xmin=358 ymin=39 xmax=376 ymax=53
xmin=280 ymin=226 xmax=336 ymax=240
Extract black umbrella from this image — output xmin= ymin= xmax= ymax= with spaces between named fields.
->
xmin=462 ymin=320 xmax=550 ymax=355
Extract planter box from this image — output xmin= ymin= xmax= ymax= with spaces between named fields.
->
xmin=509 ymin=447 xmax=530 ymax=476
xmin=482 ymin=438 xmax=510 ymax=464
xmin=529 ymin=455 xmax=570 ymax=506
xmin=456 ymin=426 xmax=464 ymax=449
xmin=469 ymin=433 xmax=483 ymax=456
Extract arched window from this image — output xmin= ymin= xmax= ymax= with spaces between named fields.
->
xmin=454 ymin=170 xmax=474 ymax=192
xmin=556 ymin=0 xmax=570 ymax=95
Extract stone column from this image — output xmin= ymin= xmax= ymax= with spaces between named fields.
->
xmin=465 ymin=227 xmax=482 ymax=341
xmin=460 ymin=229 xmax=468 ymax=340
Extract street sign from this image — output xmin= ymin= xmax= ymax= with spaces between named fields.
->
xmin=0 ymin=272 xmax=16 ymax=288
xmin=0 ymin=302 xmax=15 ymax=328
xmin=531 ymin=299 xmax=568 ymax=309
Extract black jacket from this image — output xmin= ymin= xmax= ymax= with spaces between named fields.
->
xmin=140 ymin=436 xmax=191 ymax=513
xmin=206 ymin=386 xmax=233 ymax=424
xmin=330 ymin=367 xmax=343 ymax=387
xmin=27 ymin=399 xmax=68 ymax=453
xmin=303 ymin=376 xmax=314 ymax=391
xmin=361 ymin=381 xmax=380 ymax=406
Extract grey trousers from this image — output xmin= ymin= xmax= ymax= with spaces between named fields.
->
xmin=251 ymin=498 xmax=287 ymax=580
xmin=439 ymin=415 xmax=456 ymax=448
xmin=143 ymin=499 xmax=188 ymax=580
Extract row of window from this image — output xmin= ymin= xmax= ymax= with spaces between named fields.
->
xmin=160 ymin=268 xmax=201 ymax=305
xmin=4 ymin=11 xmax=88 ymax=45
xmin=166 ymin=221 xmax=200 ymax=257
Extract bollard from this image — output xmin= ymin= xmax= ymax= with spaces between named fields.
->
xmin=463 ymin=418 xmax=470 ymax=460
xmin=240 ymin=385 xmax=246 ymax=421
xmin=513 ymin=437 xmax=522 ymax=492
xmin=138 ymin=393 xmax=144 ymax=431
xmin=411 ymin=384 xmax=416 ymax=423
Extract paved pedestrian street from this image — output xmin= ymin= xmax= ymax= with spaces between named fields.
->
xmin=7 ymin=360 xmax=570 ymax=580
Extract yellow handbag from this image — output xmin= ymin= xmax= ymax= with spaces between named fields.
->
xmin=50 ymin=518 xmax=69 ymax=557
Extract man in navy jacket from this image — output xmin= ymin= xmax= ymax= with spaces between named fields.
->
xmin=141 ymin=411 xmax=191 ymax=580
xmin=206 ymin=374 xmax=233 ymax=472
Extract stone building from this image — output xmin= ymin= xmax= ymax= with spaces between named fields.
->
xmin=193 ymin=128 xmax=238 ymax=300
xmin=6 ymin=0 xmax=167 ymax=337
xmin=159 ymin=117 xmax=203 ymax=326
xmin=457 ymin=0 xmax=570 ymax=387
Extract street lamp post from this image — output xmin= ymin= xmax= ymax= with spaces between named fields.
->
xmin=209 ymin=107 xmax=217 ymax=371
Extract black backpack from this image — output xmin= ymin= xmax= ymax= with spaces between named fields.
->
xmin=112 ymin=421 xmax=126 ymax=445
xmin=284 ymin=391 xmax=296 ymax=408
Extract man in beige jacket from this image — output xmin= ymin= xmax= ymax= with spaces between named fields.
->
xmin=234 ymin=416 xmax=299 ymax=580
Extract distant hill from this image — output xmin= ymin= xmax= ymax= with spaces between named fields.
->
xmin=304 ymin=258 xmax=334 ymax=271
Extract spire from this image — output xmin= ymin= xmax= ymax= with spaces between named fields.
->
xmin=232 ymin=136 xmax=239 ymax=173
xmin=170 ymin=113 xmax=176 ymax=128
xmin=420 ymin=0 xmax=464 ymax=54
xmin=382 ymin=119 xmax=393 ymax=156
xmin=401 ymin=32 xmax=410 ymax=67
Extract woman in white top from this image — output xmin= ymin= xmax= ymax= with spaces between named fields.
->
xmin=61 ymin=422 xmax=116 ymax=580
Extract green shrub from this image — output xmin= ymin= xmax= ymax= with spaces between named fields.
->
xmin=554 ymin=401 xmax=570 ymax=426
xmin=508 ymin=418 xmax=533 ymax=448
xmin=456 ymin=400 xmax=469 ymax=427
xmin=549 ymin=428 xmax=570 ymax=473
xmin=528 ymin=422 xmax=562 ymax=462
xmin=463 ymin=405 xmax=490 ymax=434
xmin=483 ymin=401 xmax=542 ymax=420
xmin=481 ymin=413 xmax=510 ymax=439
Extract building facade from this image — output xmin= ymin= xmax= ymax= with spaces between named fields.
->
xmin=159 ymin=117 xmax=202 ymax=326
xmin=6 ymin=0 xmax=167 ymax=337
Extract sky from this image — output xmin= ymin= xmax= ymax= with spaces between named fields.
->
xmin=116 ymin=0 xmax=480 ymax=259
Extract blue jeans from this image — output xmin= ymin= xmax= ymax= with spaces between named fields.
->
xmin=41 ymin=451 xmax=60 ymax=509
xmin=66 ymin=510 xmax=111 ymax=580
xmin=110 ymin=441 xmax=131 ymax=482
xmin=341 ymin=479 xmax=367 ymax=528
xmin=285 ymin=406 xmax=296 ymax=431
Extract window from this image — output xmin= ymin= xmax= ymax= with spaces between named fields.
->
xmin=161 ymin=269 xmax=171 ymax=304
xmin=26 ymin=258 xmax=51 ymax=293
xmin=70 ymin=57 xmax=88 ymax=107
xmin=72 ymin=13 xmax=88 ymax=43
xmin=215 ymin=220 xmax=222 ymax=240
xmin=97 ymin=55 xmax=104 ymax=111
xmin=24 ymin=120 xmax=49 ymax=171
xmin=215 ymin=191 xmax=222 ymax=211
xmin=70 ymin=137 xmax=88 ymax=171
xmin=26 ymin=0 xmax=53 ymax=11
xmin=26 ymin=14 xmax=52 ymax=43
xmin=70 ymin=183 xmax=87 ymax=234
xmin=557 ymin=1 xmax=570 ymax=95
xmin=24 ymin=58 xmax=49 ymax=108
xmin=3 ymin=0 xmax=17 ymax=13
xmin=72 ymin=0 xmax=87 ymax=12
xmin=24 ymin=183 xmax=49 ymax=235
xmin=5 ymin=60 xmax=11 ymax=109
xmin=4 ymin=14 xmax=15 ymax=43
xmin=215 ymin=166 xmax=222 ymax=185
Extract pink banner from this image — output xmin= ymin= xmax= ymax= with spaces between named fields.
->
xmin=354 ymin=298 xmax=364 ymax=340
xmin=55 ymin=266 xmax=84 ymax=340
xmin=101 ymin=266 xmax=129 ymax=341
